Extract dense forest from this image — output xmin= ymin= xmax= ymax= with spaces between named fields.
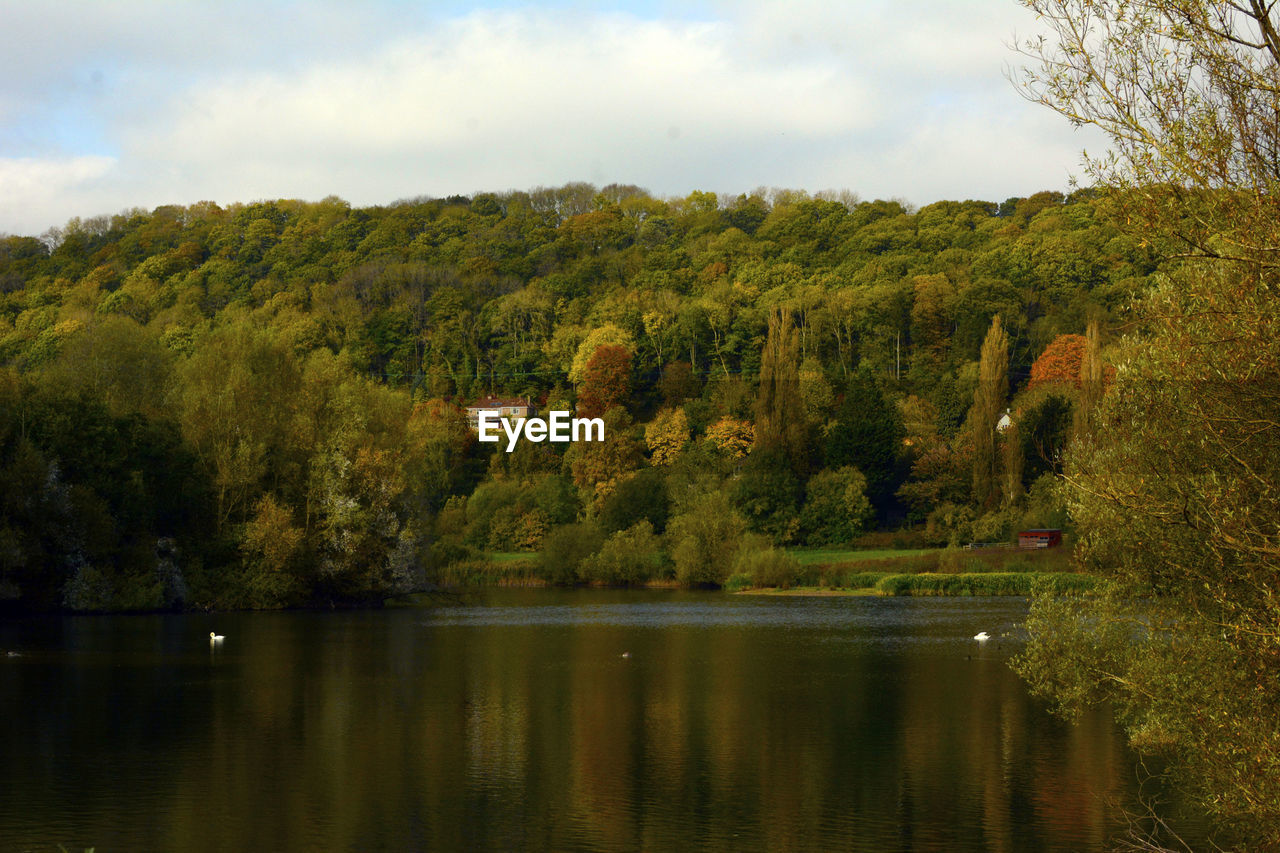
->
xmin=0 ymin=184 xmax=1150 ymax=610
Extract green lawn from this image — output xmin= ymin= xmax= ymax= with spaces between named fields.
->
xmin=484 ymin=552 xmax=538 ymax=563
xmin=786 ymin=548 xmax=938 ymax=566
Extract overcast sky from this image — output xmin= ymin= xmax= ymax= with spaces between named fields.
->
xmin=0 ymin=0 xmax=1105 ymax=237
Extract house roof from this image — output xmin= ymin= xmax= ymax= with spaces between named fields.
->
xmin=467 ymin=396 xmax=533 ymax=409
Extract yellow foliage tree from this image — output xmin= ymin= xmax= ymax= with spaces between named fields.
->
xmin=644 ymin=407 xmax=690 ymax=465
xmin=705 ymin=416 xmax=755 ymax=458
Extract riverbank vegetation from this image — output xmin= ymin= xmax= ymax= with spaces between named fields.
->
xmin=425 ymin=542 xmax=1076 ymax=592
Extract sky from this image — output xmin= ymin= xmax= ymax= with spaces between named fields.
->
xmin=0 ymin=0 xmax=1107 ymax=237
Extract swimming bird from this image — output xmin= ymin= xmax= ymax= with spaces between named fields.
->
xmin=209 ymin=631 xmax=225 ymax=643
xmin=620 ymin=652 xmax=631 ymax=658
xmin=973 ymin=632 xmax=991 ymax=642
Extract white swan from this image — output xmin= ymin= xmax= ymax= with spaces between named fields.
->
xmin=209 ymin=631 xmax=225 ymax=642
xmin=973 ymin=631 xmax=991 ymax=642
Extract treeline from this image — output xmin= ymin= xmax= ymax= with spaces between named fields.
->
xmin=0 ymin=184 xmax=1149 ymax=609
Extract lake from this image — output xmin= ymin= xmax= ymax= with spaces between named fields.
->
xmin=0 ymin=590 xmax=1163 ymax=851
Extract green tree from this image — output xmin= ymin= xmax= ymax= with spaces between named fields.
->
xmin=1072 ymin=319 xmax=1104 ymax=441
xmin=578 ymin=521 xmax=665 ymax=585
xmin=754 ymin=307 xmax=807 ymax=471
xmin=800 ymin=466 xmax=872 ymax=545
xmin=667 ymin=490 xmax=747 ymax=586
xmin=732 ymin=448 xmax=802 ymax=544
xmin=824 ymin=369 xmax=904 ymax=516
xmin=597 ymin=467 xmax=669 ymax=534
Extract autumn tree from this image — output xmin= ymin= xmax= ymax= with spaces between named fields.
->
xmin=644 ymin=407 xmax=690 ymax=465
xmin=1027 ymin=333 xmax=1086 ymax=390
xmin=704 ymin=416 xmax=755 ymax=459
xmin=576 ymin=344 xmax=631 ymax=419
xmin=568 ymin=324 xmax=633 ymax=384
xmin=565 ymin=408 xmax=642 ymax=508
xmin=657 ymin=361 xmax=698 ymax=405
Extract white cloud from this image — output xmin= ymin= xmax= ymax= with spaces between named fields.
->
xmin=0 ymin=2 xmax=1101 ymax=235
xmin=0 ymin=156 xmax=116 ymax=235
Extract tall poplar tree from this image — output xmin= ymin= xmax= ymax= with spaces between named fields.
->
xmin=1071 ymin=320 xmax=1103 ymax=442
xmin=754 ymin=308 xmax=806 ymax=472
xmin=968 ymin=315 xmax=1008 ymax=509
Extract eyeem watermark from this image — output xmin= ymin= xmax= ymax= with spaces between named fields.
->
xmin=477 ymin=411 xmax=605 ymax=452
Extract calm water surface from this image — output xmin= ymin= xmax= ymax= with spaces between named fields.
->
xmin=0 ymin=591 xmax=1156 ymax=851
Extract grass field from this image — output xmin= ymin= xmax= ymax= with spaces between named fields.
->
xmin=484 ymin=552 xmax=538 ymax=563
xmin=787 ymin=548 xmax=937 ymax=566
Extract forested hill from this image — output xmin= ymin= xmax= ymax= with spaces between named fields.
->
xmin=0 ymin=184 xmax=1153 ymax=611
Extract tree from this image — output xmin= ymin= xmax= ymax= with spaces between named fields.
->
xmin=824 ymin=369 xmax=904 ymax=516
xmin=578 ymin=521 xmax=666 ymax=585
xmin=966 ymin=316 xmax=1007 ymax=509
xmin=597 ymin=467 xmax=670 ymax=534
xmin=568 ymin=324 xmax=633 ymax=384
xmin=643 ymin=407 xmax=689 ymax=465
xmin=667 ymin=490 xmax=746 ymax=586
xmin=657 ymin=361 xmax=698 ymax=405
xmin=1013 ymin=2 xmax=1280 ymax=844
xmin=565 ymin=407 xmax=641 ymax=507
xmin=704 ymin=416 xmax=754 ymax=459
xmin=576 ymin=344 xmax=631 ymax=419
xmin=240 ymin=493 xmax=306 ymax=608
xmin=754 ymin=308 xmax=807 ymax=471
xmin=1014 ymin=0 xmax=1280 ymax=263
xmin=1027 ymin=334 xmax=1086 ymax=390
xmin=800 ymin=466 xmax=872 ymax=545
xmin=1072 ymin=320 xmax=1105 ymax=441
xmin=1001 ymin=416 xmax=1024 ymax=505
xmin=732 ymin=447 xmax=802 ymax=543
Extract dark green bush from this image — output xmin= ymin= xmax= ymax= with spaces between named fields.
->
xmin=537 ymin=522 xmax=604 ymax=584
xmin=579 ymin=521 xmax=667 ymax=585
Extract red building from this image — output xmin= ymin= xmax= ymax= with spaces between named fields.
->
xmin=1017 ymin=529 xmax=1063 ymax=549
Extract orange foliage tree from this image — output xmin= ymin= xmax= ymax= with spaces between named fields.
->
xmin=577 ymin=344 xmax=631 ymax=418
xmin=1028 ymin=333 xmax=1087 ymax=389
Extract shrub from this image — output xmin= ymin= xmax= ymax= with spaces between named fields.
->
xmin=834 ymin=571 xmax=892 ymax=589
xmin=667 ymin=490 xmax=747 ymax=585
xmin=731 ymin=538 xmax=801 ymax=588
xmin=579 ymin=521 xmax=667 ymax=585
xmin=537 ymin=522 xmax=604 ymax=584
xmin=597 ymin=467 xmax=670 ymax=534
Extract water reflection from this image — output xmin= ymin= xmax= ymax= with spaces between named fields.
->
xmin=0 ymin=592 xmax=1151 ymax=851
